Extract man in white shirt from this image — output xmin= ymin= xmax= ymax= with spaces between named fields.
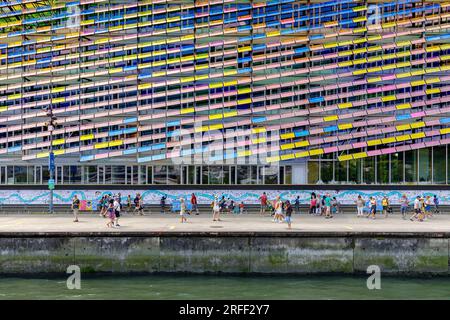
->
xmin=410 ymin=196 xmax=421 ymax=221
xmin=113 ymin=197 xmax=121 ymax=227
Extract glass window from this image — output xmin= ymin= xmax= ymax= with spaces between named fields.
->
xmin=285 ymin=166 xmax=292 ymax=184
xmin=98 ymin=166 xmax=104 ymax=184
xmin=363 ymin=157 xmax=375 ymax=184
xmin=418 ymin=148 xmax=431 ymax=183
xmin=126 ymin=166 xmax=132 ymax=185
xmin=348 ymin=159 xmax=362 ymax=184
xmin=146 ymin=166 xmax=153 ymax=184
xmin=188 ymin=166 xmax=195 ymax=184
xmin=86 ymin=166 xmax=97 ymax=183
xmin=63 ymin=166 xmax=70 ymax=184
xmin=153 ymin=166 xmax=167 ymax=184
xmin=391 ymin=152 xmax=404 ymax=183
xmin=251 ymin=166 xmax=257 ymax=184
xmin=433 ymin=146 xmax=446 ymax=184
xmin=377 ymin=155 xmax=389 ymax=184
xmin=320 ymin=160 xmax=333 ymax=183
xmin=35 ymin=166 xmax=42 ymax=184
xmin=0 ymin=166 xmax=6 ymax=184
xmin=71 ymin=166 xmax=82 ymax=184
xmin=230 ymin=166 xmax=236 ymax=184
xmin=196 ymin=166 xmax=201 ymax=184
xmin=27 ymin=166 xmax=35 ymax=184
xmin=56 ymin=166 xmax=63 ymax=184
xmin=42 ymin=166 xmax=50 ymax=183
xmin=14 ymin=166 xmax=27 ymax=183
xmin=202 ymin=166 xmax=209 ymax=184
xmin=209 ymin=166 xmax=223 ymax=184
xmin=237 ymin=165 xmax=254 ymax=184
xmin=335 ymin=160 xmax=347 ymax=183
xmin=223 ymin=166 xmax=230 ymax=184
xmin=308 ymin=161 xmax=319 ymax=184
xmin=167 ymin=166 xmax=180 ymax=184
xmin=105 ymin=166 xmax=112 ymax=184
xmin=279 ymin=166 xmax=285 ymax=185
xmin=112 ymin=166 xmax=125 ymax=184
xmin=133 ymin=166 xmax=139 ymax=184
xmin=261 ymin=165 xmax=278 ymax=184
xmin=7 ymin=166 xmax=13 ymax=184
xmin=405 ymin=150 xmax=418 ymax=183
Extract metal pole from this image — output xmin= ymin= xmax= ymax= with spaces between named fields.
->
xmin=49 ymin=131 xmax=54 ymax=214
xmin=47 ymin=107 xmax=55 ymax=214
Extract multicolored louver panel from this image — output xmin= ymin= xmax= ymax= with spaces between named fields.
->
xmin=1 ymin=0 xmax=450 ymax=165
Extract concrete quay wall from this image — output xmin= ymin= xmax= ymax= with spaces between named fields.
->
xmin=0 ymin=233 xmax=449 ymax=276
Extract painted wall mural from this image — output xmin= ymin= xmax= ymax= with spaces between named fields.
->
xmin=0 ymin=189 xmax=447 ymax=207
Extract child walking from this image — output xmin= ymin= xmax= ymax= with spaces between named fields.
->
xmin=106 ymin=201 xmax=116 ymax=228
xmin=285 ymin=200 xmax=293 ymax=229
xmin=180 ymin=198 xmax=187 ymax=223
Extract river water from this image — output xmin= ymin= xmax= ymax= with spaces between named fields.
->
xmin=0 ymin=275 xmax=449 ymax=300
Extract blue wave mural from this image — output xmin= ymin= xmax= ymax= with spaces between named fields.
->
xmin=0 ymin=189 xmax=448 ymax=206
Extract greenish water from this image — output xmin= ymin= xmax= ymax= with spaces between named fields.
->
xmin=0 ymin=275 xmax=449 ymax=300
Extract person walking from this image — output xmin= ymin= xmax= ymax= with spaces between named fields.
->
xmin=425 ymin=195 xmax=433 ymax=219
xmin=126 ymin=195 xmax=132 ymax=212
xmin=315 ymin=194 xmax=321 ymax=215
xmin=321 ymin=195 xmax=326 ymax=216
xmin=180 ymin=198 xmax=187 ymax=223
xmin=433 ymin=195 xmax=440 ymax=214
xmin=368 ymin=197 xmax=377 ymax=219
xmin=310 ymin=194 xmax=317 ymax=215
xmin=212 ymin=196 xmax=221 ymax=221
xmin=285 ymin=200 xmax=293 ymax=229
xmin=113 ymin=196 xmax=121 ymax=227
xmin=101 ymin=195 xmax=109 ymax=217
xmin=219 ymin=196 xmax=226 ymax=214
xmin=294 ymin=196 xmax=300 ymax=214
xmin=191 ymin=193 xmax=199 ymax=215
xmin=71 ymin=195 xmax=80 ymax=223
xmin=133 ymin=193 xmax=140 ymax=214
xmin=239 ymin=201 xmax=245 ymax=214
xmin=160 ymin=195 xmax=167 ymax=214
xmin=229 ymin=200 xmax=235 ymax=214
xmin=355 ymin=195 xmax=364 ymax=217
xmin=331 ymin=197 xmax=339 ymax=215
xmin=259 ymin=192 xmax=268 ymax=215
xmin=324 ymin=193 xmax=332 ymax=219
xmin=138 ymin=196 xmax=145 ymax=215
xmin=97 ymin=195 xmax=104 ymax=217
xmin=410 ymin=196 xmax=421 ymax=221
xmin=106 ymin=200 xmax=116 ymax=228
xmin=382 ymin=196 xmax=390 ymax=218
xmin=117 ymin=192 xmax=123 ymax=212
xmin=400 ymin=194 xmax=409 ymax=220
xmin=273 ymin=196 xmax=284 ymax=223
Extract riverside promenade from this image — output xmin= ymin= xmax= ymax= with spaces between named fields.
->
xmin=1 ymin=213 xmax=449 ymax=276
xmin=0 ymin=213 xmax=449 ymax=235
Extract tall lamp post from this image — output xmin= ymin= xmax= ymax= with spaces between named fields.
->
xmin=46 ymin=106 xmax=57 ymax=214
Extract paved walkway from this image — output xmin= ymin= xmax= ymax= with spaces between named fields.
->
xmin=0 ymin=212 xmax=449 ymax=234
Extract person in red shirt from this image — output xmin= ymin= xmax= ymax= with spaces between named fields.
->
xmin=259 ymin=192 xmax=268 ymax=215
xmin=191 ymin=193 xmax=199 ymax=215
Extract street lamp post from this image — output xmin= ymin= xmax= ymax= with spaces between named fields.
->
xmin=46 ymin=107 xmax=56 ymax=214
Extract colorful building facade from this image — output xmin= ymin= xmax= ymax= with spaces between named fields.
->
xmin=1 ymin=0 xmax=450 ymax=185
